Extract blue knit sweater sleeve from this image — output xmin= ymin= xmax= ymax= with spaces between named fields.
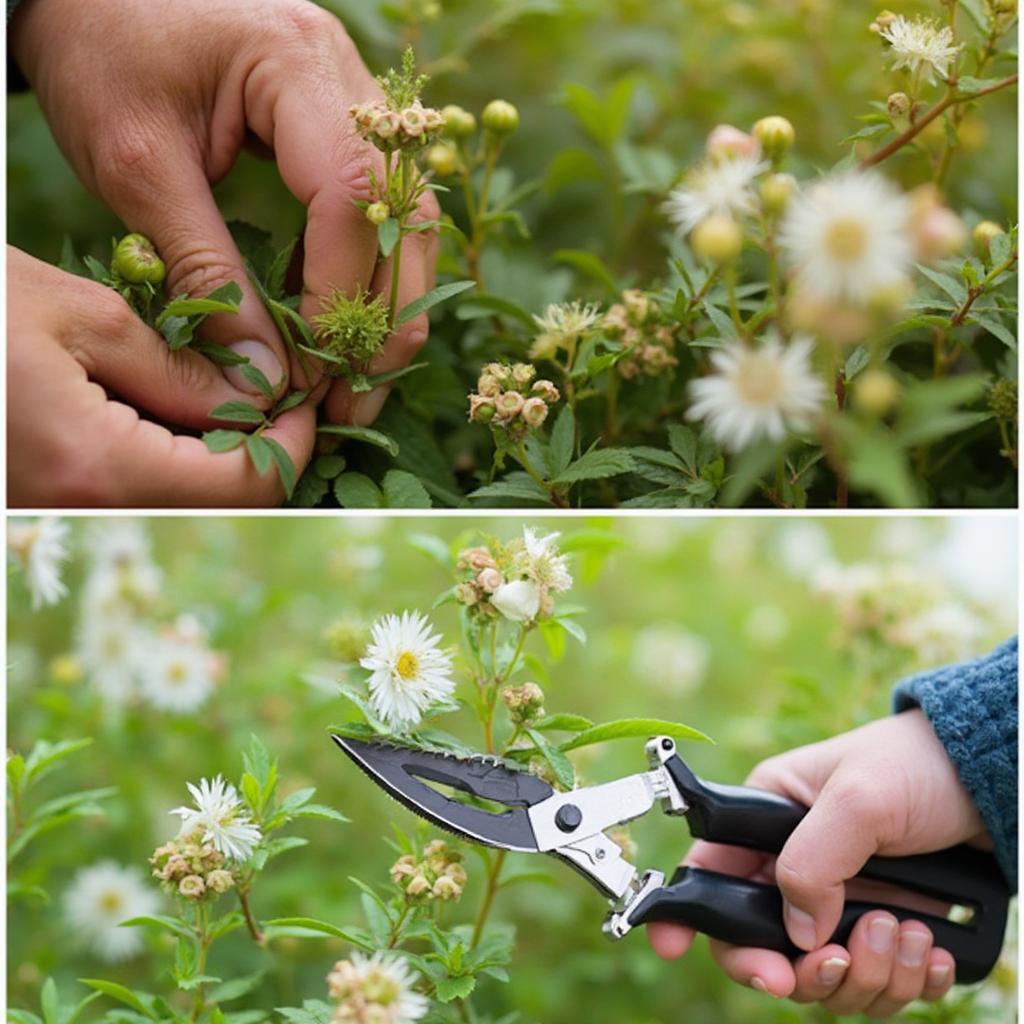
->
xmin=892 ymin=637 xmax=1018 ymax=891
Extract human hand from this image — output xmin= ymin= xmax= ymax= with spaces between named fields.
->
xmin=10 ymin=0 xmax=438 ymax=421
xmin=7 ymin=247 xmax=315 ymax=507
xmin=647 ymin=710 xmax=989 ymax=1016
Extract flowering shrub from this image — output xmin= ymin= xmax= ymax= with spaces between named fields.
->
xmin=8 ymin=516 xmax=1018 ymax=1023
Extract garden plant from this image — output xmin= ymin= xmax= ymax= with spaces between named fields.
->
xmin=6 ymin=516 xmax=1018 ymax=1022
xmin=10 ymin=0 xmax=1017 ymax=509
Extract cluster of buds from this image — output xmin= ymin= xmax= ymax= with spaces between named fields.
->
xmin=988 ymin=378 xmax=1017 ymax=423
xmin=350 ymin=99 xmax=444 ymax=154
xmin=149 ymin=830 xmax=236 ymax=902
xmin=454 ymin=528 xmax=572 ymax=625
xmin=501 ymin=682 xmax=545 ymax=724
xmin=602 ymin=290 xmax=679 ymax=379
xmin=468 ymin=363 xmax=560 ymax=441
xmin=389 ymin=839 xmax=467 ymax=903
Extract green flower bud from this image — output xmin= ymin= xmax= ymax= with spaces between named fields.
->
xmin=441 ymin=104 xmax=477 ymax=138
xmin=366 ymin=202 xmax=391 ymax=225
xmin=691 ymin=214 xmax=743 ymax=264
xmin=482 ymin=99 xmax=520 ymax=136
xmin=752 ymin=115 xmax=795 ymax=162
xmin=973 ymin=220 xmax=1005 ymax=258
xmin=425 ymin=142 xmax=459 ymax=177
xmin=112 ymin=233 xmax=166 ymax=285
xmin=854 ymin=369 xmax=900 ymax=416
xmin=760 ymin=173 xmax=796 ymax=217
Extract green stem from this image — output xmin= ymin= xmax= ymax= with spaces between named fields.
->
xmin=237 ymin=882 xmax=264 ymax=945
xmin=190 ymin=904 xmax=211 ymax=1023
xmin=470 ymin=849 xmax=506 ymax=949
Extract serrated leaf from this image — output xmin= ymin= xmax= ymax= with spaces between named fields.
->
xmin=553 ymin=448 xmax=635 ymax=485
xmin=559 ymin=718 xmax=712 ymax=752
xmin=240 ymin=364 xmax=276 ymax=400
xmin=333 ymin=473 xmax=384 ymax=508
xmin=210 ymin=402 xmax=267 ymax=425
xmin=434 ymin=976 xmax=476 ymax=1003
xmin=382 ymin=469 xmax=431 ymax=508
xmin=264 ymin=437 xmax=298 ymax=499
xmin=526 ymin=729 xmax=575 ymax=790
xmin=317 ymin=425 xmax=400 ymax=457
xmin=246 ymin=435 xmax=274 ymax=475
xmin=394 ymin=280 xmax=476 ymax=327
xmin=533 ymin=713 xmax=594 ymax=732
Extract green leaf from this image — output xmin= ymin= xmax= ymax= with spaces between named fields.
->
xmin=316 ymin=425 xmax=400 ymax=457
xmin=468 ymin=476 xmax=552 ymax=504
xmin=24 ymin=738 xmax=93 ymax=783
xmin=957 ymin=75 xmax=1009 ymax=95
xmin=203 ymin=430 xmax=246 ymax=454
xmin=377 ymin=219 xmax=400 ymax=258
xmin=120 ymin=914 xmax=194 ymax=939
xmin=434 ymin=976 xmax=476 ymax=1003
xmin=275 ymin=1001 xmax=333 ymax=1024
xmin=162 ymin=282 xmax=243 ymax=318
xmin=548 ymin=406 xmax=575 ymax=478
xmin=559 ymin=718 xmax=712 ymax=752
xmin=382 ymin=469 xmax=432 ymax=508
xmin=41 ymin=978 xmax=59 ymax=1024
xmin=553 ymin=448 xmax=635 ymax=485
xmin=264 ymin=437 xmax=298 ymax=499
xmin=333 ymin=473 xmax=384 ymax=508
xmin=192 ymin=342 xmax=251 ymax=366
xmin=210 ymin=402 xmax=266 ymax=425
xmin=552 ymin=248 xmax=618 ymax=298
xmin=266 ymin=237 xmax=298 ymax=300
xmin=533 ymin=713 xmax=594 ymax=732
xmin=207 ymin=974 xmax=265 ymax=1004
xmin=526 ymin=729 xmax=575 ymax=790
xmin=293 ymin=804 xmax=350 ymax=823
xmin=240 ymin=364 xmax=276 ymax=400
xmin=273 ymin=390 xmax=310 ymax=416
xmin=361 ymin=362 xmax=429 ymax=390
xmin=245 ymin=435 xmax=274 ymax=476
xmin=666 ymin=425 xmax=698 ymax=471
xmin=454 ymin=294 xmax=536 ymax=329
xmin=313 ymin=455 xmax=346 ymax=480
xmin=78 ymin=981 xmax=154 ymax=1018
xmin=394 ymin=280 xmax=476 ymax=327
xmin=917 ymin=264 xmax=968 ymax=304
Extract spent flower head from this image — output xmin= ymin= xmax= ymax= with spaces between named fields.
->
xmin=530 ymin=301 xmax=602 ymax=360
xmin=313 ymin=288 xmax=391 ymax=370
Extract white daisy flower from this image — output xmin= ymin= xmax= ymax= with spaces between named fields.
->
xmin=779 ymin=171 xmax=912 ymax=304
xmin=663 ymin=153 xmax=768 ymax=235
xmin=520 ymin=528 xmax=573 ymax=593
xmin=76 ymin=613 xmax=150 ymax=705
xmin=631 ymin=626 xmax=709 ymax=696
xmin=64 ymin=861 xmax=159 ymax=962
xmin=491 ymin=579 xmax=542 ymax=623
xmin=140 ymin=636 xmax=216 ymax=713
xmin=171 ymin=776 xmax=262 ymax=861
xmin=8 ymin=518 xmax=70 ymax=610
xmin=530 ymin=301 xmax=602 ymax=360
xmin=687 ymin=334 xmax=826 ymax=450
xmin=360 ymin=611 xmax=456 ymax=731
xmin=83 ymin=521 xmax=162 ymax=614
xmin=327 ymin=951 xmax=428 ymax=1024
xmin=880 ymin=16 xmax=961 ymax=86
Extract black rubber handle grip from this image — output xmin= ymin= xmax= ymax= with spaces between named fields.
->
xmin=629 ymin=867 xmax=1002 ymax=984
xmin=641 ymin=754 xmax=1011 ymax=984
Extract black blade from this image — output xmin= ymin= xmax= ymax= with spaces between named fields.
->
xmin=331 ymin=735 xmax=551 ymax=852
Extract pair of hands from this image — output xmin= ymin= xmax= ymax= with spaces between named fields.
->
xmin=647 ymin=709 xmax=989 ymax=1017
xmin=8 ymin=0 xmax=439 ymax=506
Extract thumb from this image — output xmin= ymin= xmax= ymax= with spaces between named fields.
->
xmin=771 ymin=770 xmax=885 ymax=951
xmin=94 ymin=137 xmax=296 ymax=398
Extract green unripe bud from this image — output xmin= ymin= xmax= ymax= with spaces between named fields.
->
xmin=973 ymin=220 xmax=1005 ymax=258
xmin=691 ymin=214 xmax=743 ymax=264
xmin=112 ymin=233 xmax=165 ymax=285
xmin=366 ymin=202 xmax=391 ymax=225
xmin=481 ymin=99 xmax=519 ymax=136
xmin=425 ymin=142 xmax=459 ymax=177
xmin=441 ymin=104 xmax=476 ymax=138
xmin=752 ymin=115 xmax=795 ymax=162
xmin=854 ymin=369 xmax=900 ymax=416
xmin=760 ymin=173 xmax=796 ymax=216
xmin=987 ymin=378 xmax=1017 ymax=422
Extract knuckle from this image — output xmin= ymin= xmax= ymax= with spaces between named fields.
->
xmin=51 ymin=438 xmax=115 ymax=506
xmin=773 ymin=856 xmax=819 ymax=900
xmin=88 ymin=286 xmax=140 ymax=339
xmin=165 ymin=249 xmax=238 ymax=302
xmin=396 ymin=313 xmax=429 ymax=355
xmin=277 ymin=0 xmax=338 ymax=46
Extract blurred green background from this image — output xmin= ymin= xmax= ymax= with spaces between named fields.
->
xmin=9 ymin=0 xmax=1017 ymax=282
xmin=6 ymin=515 xmax=1018 ymax=1023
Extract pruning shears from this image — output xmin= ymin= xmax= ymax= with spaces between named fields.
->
xmin=331 ymin=733 xmax=1009 ymax=984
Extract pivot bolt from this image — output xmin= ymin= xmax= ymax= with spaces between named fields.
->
xmin=555 ymin=804 xmax=583 ymax=833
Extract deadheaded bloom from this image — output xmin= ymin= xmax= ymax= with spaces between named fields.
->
xmin=206 ymin=869 xmax=235 ymax=894
xmin=502 ymin=681 xmax=545 ymax=724
xmin=178 ymin=874 xmax=206 ymax=900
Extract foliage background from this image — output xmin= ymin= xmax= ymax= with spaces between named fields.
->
xmin=6 ymin=514 xmax=1018 ymax=1023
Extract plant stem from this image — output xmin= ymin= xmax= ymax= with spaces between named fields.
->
xmin=237 ymin=883 xmax=264 ymax=945
xmin=386 ymin=155 xmax=410 ymax=328
xmin=949 ymin=248 xmax=1018 ymax=327
xmin=859 ymin=74 xmax=1017 ymax=170
xmin=190 ymin=904 xmax=211 ymax=1023
xmin=833 ymin=371 xmax=848 ymax=509
xmin=470 ymin=849 xmax=506 ymax=949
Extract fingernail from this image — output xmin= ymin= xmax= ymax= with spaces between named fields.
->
xmin=353 ymin=386 xmax=390 ymax=426
xmin=927 ymin=963 xmax=951 ymax=988
xmin=867 ymin=915 xmax=896 ymax=953
xmin=898 ymin=929 xmax=930 ymax=967
xmin=817 ymin=956 xmax=850 ymax=985
xmin=750 ymin=976 xmax=770 ymax=995
xmin=223 ymin=340 xmax=284 ymax=394
xmin=784 ymin=902 xmax=817 ymax=950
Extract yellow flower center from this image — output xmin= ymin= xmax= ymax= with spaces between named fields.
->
xmin=823 ymin=217 xmax=869 ymax=263
xmin=735 ymin=352 xmax=784 ymax=405
xmin=167 ymin=661 xmax=188 ymax=686
xmin=99 ymin=890 xmax=123 ymax=913
xmin=396 ymin=651 xmax=419 ymax=681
